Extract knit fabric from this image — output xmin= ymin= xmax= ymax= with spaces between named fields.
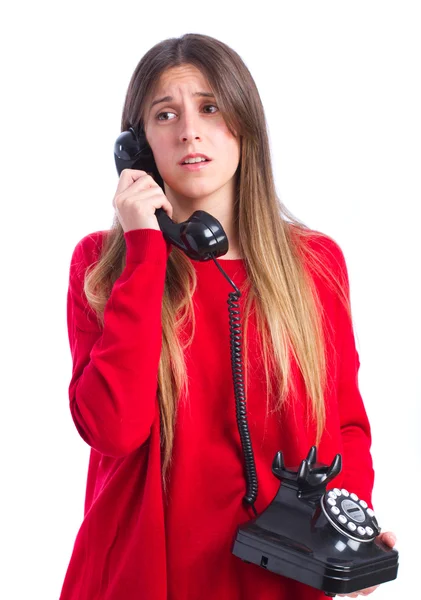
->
xmin=59 ymin=227 xmax=374 ymax=600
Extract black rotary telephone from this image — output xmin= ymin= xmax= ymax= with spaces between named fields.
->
xmin=114 ymin=126 xmax=399 ymax=596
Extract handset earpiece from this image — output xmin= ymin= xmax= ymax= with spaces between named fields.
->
xmin=114 ymin=127 xmax=229 ymax=261
xmin=114 ymin=127 xmax=164 ymax=189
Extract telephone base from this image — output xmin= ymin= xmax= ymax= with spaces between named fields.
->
xmin=232 ymin=522 xmax=398 ymax=596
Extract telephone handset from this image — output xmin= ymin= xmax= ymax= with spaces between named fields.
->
xmin=114 ymin=127 xmax=228 ymax=261
xmin=113 ymin=127 xmax=398 ymax=595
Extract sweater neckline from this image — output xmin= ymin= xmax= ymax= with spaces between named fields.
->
xmin=190 ymin=256 xmax=245 ymax=266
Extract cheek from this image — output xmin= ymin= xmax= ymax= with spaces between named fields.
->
xmin=223 ymin=137 xmax=241 ymax=167
xmin=220 ymin=127 xmax=240 ymax=160
xmin=151 ymin=140 xmax=172 ymax=171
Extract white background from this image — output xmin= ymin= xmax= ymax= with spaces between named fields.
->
xmin=1 ymin=1 xmax=419 ymax=598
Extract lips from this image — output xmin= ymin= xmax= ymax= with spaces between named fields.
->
xmin=179 ymin=153 xmax=211 ymax=164
xmin=180 ymin=160 xmax=212 ymax=171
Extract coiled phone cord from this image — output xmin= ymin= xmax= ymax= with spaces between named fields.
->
xmin=211 ymin=256 xmax=259 ymax=518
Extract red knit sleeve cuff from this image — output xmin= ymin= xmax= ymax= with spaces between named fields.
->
xmin=124 ymin=229 xmax=170 ymax=264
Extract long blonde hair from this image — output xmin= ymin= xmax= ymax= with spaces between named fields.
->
xmin=83 ymin=34 xmax=351 ymax=494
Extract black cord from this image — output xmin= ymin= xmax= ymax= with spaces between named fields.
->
xmin=211 ymin=256 xmax=258 ymax=518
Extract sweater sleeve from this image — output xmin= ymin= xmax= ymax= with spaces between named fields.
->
xmin=66 ymin=228 xmax=169 ymax=457
xmin=330 ymin=240 xmax=375 ymax=508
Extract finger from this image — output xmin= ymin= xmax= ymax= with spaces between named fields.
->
xmin=337 ymin=583 xmax=379 ymax=597
xmin=361 ymin=586 xmax=379 ymax=595
xmin=113 ymin=179 xmax=162 ymax=212
xmin=115 ymin=169 xmax=152 ymax=196
xmin=380 ymin=531 xmax=397 ymax=547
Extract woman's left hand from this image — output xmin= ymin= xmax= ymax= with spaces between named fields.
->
xmin=337 ymin=531 xmax=397 ymax=597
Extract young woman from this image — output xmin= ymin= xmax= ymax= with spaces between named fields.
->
xmin=60 ymin=33 xmax=396 ymax=600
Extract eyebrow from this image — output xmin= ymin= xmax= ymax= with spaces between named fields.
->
xmin=150 ymin=91 xmax=216 ymax=109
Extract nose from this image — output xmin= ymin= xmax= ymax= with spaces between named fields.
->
xmin=178 ymin=106 xmax=202 ymax=143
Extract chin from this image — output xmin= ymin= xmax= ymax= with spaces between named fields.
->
xmin=167 ymin=179 xmax=220 ymax=199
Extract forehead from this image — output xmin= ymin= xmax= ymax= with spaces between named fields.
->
xmin=154 ymin=64 xmax=211 ymax=93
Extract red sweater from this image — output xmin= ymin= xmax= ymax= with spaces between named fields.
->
xmin=60 ymin=227 xmax=374 ymax=600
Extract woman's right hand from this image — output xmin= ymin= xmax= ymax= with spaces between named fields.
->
xmin=112 ymin=169 xmax=174 ymax=233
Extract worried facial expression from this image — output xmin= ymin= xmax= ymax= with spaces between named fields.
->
xmin=143 ymin=64 xmax=241 ymax=199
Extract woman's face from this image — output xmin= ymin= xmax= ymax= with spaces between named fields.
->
xmin=143 ymin=64 xmax=240 ymax=201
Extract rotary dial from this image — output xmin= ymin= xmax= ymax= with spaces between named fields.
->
xmin=321 ymin=488 xmax=381 ymax=542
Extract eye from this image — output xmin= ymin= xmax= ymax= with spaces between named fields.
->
xmin=156 ymin=104 xmax=219 ymax=121
xmin=156 ymin=111 xmax=176 ymax=121
xmin=203 ymin=104 xmax=218 ymax=114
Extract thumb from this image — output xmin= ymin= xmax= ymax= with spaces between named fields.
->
xmin=381 ymin=531 xmax=397 ymax=547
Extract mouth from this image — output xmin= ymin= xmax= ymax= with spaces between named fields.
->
xmin=179 ymin=159 xmax=212 ymax=171
xmin=179 ymin=153 xmax=212 ymax=165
